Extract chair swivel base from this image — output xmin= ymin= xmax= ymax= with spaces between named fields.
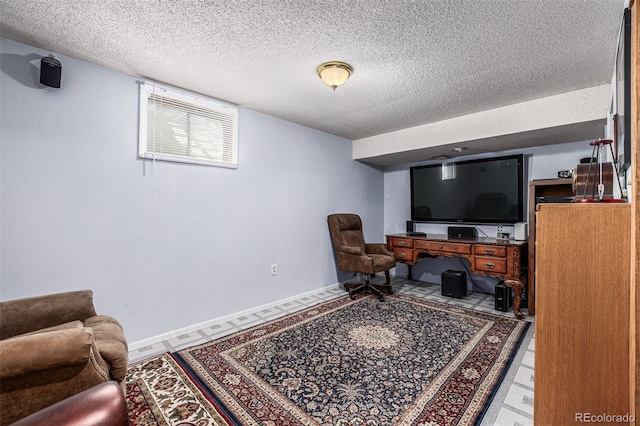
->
xmin=344 ymin=272 xmax=393 ymax=301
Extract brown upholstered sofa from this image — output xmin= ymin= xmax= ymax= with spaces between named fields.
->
xmin=0 ymin=290 xmax=128 ymax=425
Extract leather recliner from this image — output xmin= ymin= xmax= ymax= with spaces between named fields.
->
xmin=11 ymin=381 xmax=129 ymax=426
xmin=0 ymin=290 xmax=128 ymax=425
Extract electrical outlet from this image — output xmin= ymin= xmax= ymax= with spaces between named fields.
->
xmin=271 ymin=264 xmax=278 ymax=275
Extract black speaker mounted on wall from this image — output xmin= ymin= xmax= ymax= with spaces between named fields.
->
xmin=40 ymin=55 xmax=62 ymax=88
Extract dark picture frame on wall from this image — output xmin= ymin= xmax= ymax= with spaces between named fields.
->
xmin=616 ymin=8 xmax=631 ymax=172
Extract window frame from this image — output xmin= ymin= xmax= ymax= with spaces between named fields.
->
xmin=138 ymin=82 xmax=239 ymax=169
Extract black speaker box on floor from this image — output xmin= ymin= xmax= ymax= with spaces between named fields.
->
xmin=441 ymin=270 xmax=466 ymax=298
xmin=494 ymin=280 xmax=512 ymax=312
xmin=447 ymin=226 xmax=476 ymax=238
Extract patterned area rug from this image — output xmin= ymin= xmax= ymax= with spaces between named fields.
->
xmin=126 ymin=352 xmax=232 ymax=425
xmin=176 ymin=294 xmax=529 ymax=425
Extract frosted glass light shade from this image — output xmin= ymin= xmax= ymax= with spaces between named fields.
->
xmin=316 ymin=61 xmax=353 ymax=90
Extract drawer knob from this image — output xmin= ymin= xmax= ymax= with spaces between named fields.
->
xmin=399 ymin=241 xmax=406 ymax=246
xmin=485 ymin=249 xmax=495 ymax=255
xmin=439 ymin=245 xmax=443 ymax=249
xmin=485 ymin=263 xmax=495 ymax=269
xmin=399 ymin=253 xmax=406 ymax=258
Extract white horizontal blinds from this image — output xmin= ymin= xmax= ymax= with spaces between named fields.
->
xmin=141 ymin=83 xmax=238 ymax=168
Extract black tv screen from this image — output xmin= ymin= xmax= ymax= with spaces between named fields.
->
xmin=411 ymin=154 xmax=524 ymax=224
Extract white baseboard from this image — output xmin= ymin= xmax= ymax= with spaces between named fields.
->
xmin=128 ymin=282 xmax=343 ymax=351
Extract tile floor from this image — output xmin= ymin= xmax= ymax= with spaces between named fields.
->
xmin=129 ymin=276 xmax=535 ymax=426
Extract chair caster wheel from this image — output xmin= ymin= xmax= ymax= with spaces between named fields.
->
xmin=379 ymin=295 xmax=385 ymax=302
xmin=349 ymin=294 xmax=356 ymax=300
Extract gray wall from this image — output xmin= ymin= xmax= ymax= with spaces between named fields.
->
xmin=0 ymin=38 xmax=385 ymax=342
xmin=0 ymin=36 xmax=602 ymax=342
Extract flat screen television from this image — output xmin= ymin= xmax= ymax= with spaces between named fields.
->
xmin=410 ymin=154 xmax=524 ymax=224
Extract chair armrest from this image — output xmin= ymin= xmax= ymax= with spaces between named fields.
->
xmin=365 ymin=243 xmax=394 ymax=257
xmin=339 ymin=246 xmax=365 ymax=255
xmin=0 ymin=328 xmax=99 ymax=380
xmin=0 ymin=290 xmax=97 ymax=339
xmin=12 ymin=381 xmax=129 ymax=426
xmin=335 ymin=251 xmax=374 ymax=274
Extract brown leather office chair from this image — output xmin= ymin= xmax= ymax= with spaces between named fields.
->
xmin=327 ymin=213 xmax=396 ymax=301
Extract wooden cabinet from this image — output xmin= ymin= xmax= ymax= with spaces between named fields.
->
xmin=534 ymin=203 xmax=631 ymax=425
xmin=527 ymin=178 xmax=574 ymax=315
xmin=631 ymin=3 xmax=639 ymax=416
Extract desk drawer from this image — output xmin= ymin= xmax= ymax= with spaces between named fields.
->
xmin=416 ymin=240 xmax=471 ymax=255
xmin=473 ymin=256 xmax=507 ymax=274
xmin=389 ymin=237 xmax=414 ymax=248
xmin=473 ymin=245 xmax=507 ymax=257
xmin=393 ymin=248 xmax=415 ymax=262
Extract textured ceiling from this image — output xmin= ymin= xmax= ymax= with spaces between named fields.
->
xmin=0 ymin=0 xmax=625 ymax=164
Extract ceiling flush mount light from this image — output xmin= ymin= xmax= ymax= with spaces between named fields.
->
xmin=316 ymin=61 xmax=353 ymax=90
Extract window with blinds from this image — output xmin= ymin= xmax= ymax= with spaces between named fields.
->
xmin=138 ymin=82 xmax=238 ymax=168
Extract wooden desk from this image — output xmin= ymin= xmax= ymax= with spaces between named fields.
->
xmin=386 ymin=234 xmax=527 ymax=319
